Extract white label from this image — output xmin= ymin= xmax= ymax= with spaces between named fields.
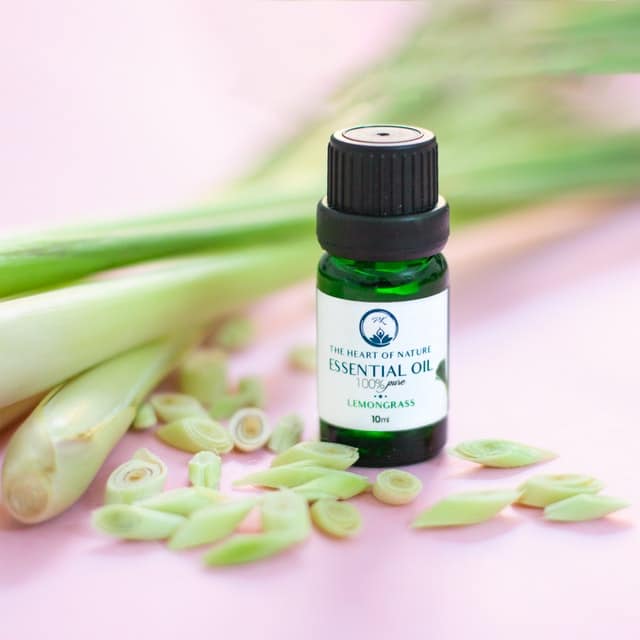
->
xmin=317 ymin=289 xmax=448 ymax=432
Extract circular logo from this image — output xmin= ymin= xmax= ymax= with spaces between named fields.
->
xmin=359 ymin=309 xmax=399 ymax=347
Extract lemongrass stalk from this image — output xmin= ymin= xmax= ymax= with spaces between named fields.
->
xmin=210 ymin=377 xmax=266 ymax=420
xmin=288 ymin=345 xmax=315 ymax=373
xmin=229 ymin=408 xmax=271 ymax=452
xmin=168 ymin=499 xmax=257 ymax=550
xmin=1 ymin=335 xmax=190 ymax=524
xmin=233 ymin=463 xmax=334 ymax=489
xmin=135 ymin=487 xmax=222 ymax=516
xmin=311 ymin=499 xmax=362 ymax=538
xmin=0 ymin=392 xmax=45 ymax=432
xmin=268 ymin=414 xmax=304 ymax=453
xmin=450 ymin=439 xmax=556 ymax=468
xmin=271 ymin=441 xmax=359 ymax=469
xmin=0 ymin=240 xmax=316 ymax=408
xmin=293 ymin=471 xmax=370 ymax=501
xmin=179 ymin=349 xmax=227 ymax=406
xmin=372 ymin=470 xmax=423 ymax=506
xmin=105 ymin=448 xmax=167 ymax=504
xmin=544 ymin=494 xmax=630 ymax=522
xmin=132 ymin=402 xmax=157 ymax=430
xmin=261 ymin=490 xmax=311 ymax=541
xmin=150 ymin=393 xmax=208 ymax=422
xmin=203 ymin=532 xmax=299 ymax=567
xmin=156 ymin=417 xmax=233 ymax=454
xmin=188 ymin=451 xmax=222 ymax=489
xmin=215 ymin=317 xmax=254 ymax=352
xmin=92 ymin=504 xmax=185 ymax=540
xmin=517 ymin=474 xmax=604 ymax=508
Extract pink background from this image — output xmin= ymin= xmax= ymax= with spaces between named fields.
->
xmin=0 ymin=3 xmax=638 ymax=639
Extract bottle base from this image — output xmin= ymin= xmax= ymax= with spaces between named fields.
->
xmin=320 ymin=418 xmax=447 ymax=467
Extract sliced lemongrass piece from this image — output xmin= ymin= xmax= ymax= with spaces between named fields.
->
xmin=451 ymin=439 xmax=556 ymax=468
xmin=237 ymin=376 xmax=266 ymax=408
xmin=271 ymin=441 xmax=359 ymax=469
xmin=203 ymin=532 xmax=298 ymax=566
xmin=132 ymin=402 xmax=157 ymax=430
xmin=294 ymin=470 xmax=370 ymax=500
xmin=229 ymin=408 xmax=271 ymax=452
xmin=311 ymin=499 xmax=362 ymax=538
xmin=268 ymin=413 xmax=304 ymax=453
xmin=135 ymin=486 xmax=221 ymax=516
xmin=92 ymin=504 xmax=184 ymax=540
xmin=156 ymin=417 xmax=233 ymax=454
xmin=168 ymin=499 xmax=257 ymax=550
xmin=188 ymin=451 xmax=221 ymax=489
xmin=233 ymin=463 xmax=333 ymax=489
xmin=372 ymin=469 xmax=422 ymax=505
xmin=517 ymin=474 xmax=604 ymax=508
xmin=288 ymin=345 xmax=315 ymax=373
xmin=179 ymin=349 xmax=228 ymax=406
xmin=412 ymin=489 xmax=521 ymax=528
xmin=544 ymin=494 xmax=630 ymax=522
xmin=105 ymin=448 xmax=167 ymax=505
xmin=215 ymin=316 xmax=254 ymax=352
xmin=209 ymin=395 xmax=245 ymax=420
xmin=261 ymin=490 xmax=311 ymax=541
xmin=150 ymin=392 xmax=208 ymax=423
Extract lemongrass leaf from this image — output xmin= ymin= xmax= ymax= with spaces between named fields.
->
xmin=268 ymin=414 xmax=304 ymax=453
xmin=92 ymin=504 xmax=185 ymax=540
xmin=233 ymin=463 xmax=332 ymax=489
xmin=203 ymin=532 xmax=298 ymax=566
xmin=544 ymin=494 xmax=630 ymax=522
xmin=451 ymin=439 xmax=556 ymax=468
xmin=132 ymin=402 xmax=157 ymax=430
xmin=188 ymin=451 xmax=222 ymax=490
xmin=271 ymin=441 xmax=359 ymax=469
xmin=517 ymin=474 xmax=604 ymax=508
xmin=373 ymin=469 xmax=422 ymax=505
xmin=156 ymin=417 xmax=233 ymax=454
xmin=229 ymin=408 xmax=271 ymax=452
xmin=311 ymin=499 xmax=362 ymax=538
xmin=293 ymin=471 xmax=370 ymax=500
xmin=105 ymin=448 xmax=167 ymax=504
xmin=150 ymin=393 xmax=208 ymax=423
xmin=179 ymin=349 xmax=228 ymax=407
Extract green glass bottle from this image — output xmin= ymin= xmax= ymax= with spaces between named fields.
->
xmin=316 ymin=125 xmax=449 ymax=467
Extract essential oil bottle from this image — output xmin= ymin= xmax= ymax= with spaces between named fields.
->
xmin=316 ymin=125 xmax=449 ymax=467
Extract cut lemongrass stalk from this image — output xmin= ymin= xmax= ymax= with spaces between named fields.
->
xmin=203 ymin=532 xmax=298 ymax=567
xmin=179 ymin=349 xmax=227 ymax=407
xmin=168 ymin=499 xmax=257 ymax=550
xmin=1 ymin=335 xmax=191 ymax=524
xmin=237 ymin=376 xmax=266 ymax=408
xmin=92 ymin=504 xmax=185 ymax=540
xmin=450 ymin=439 xmax=556 ymax=468
xmin=288 ymin=345 xmax=315 ymax=373
xmin=233 ymin=463 xmax=333 ymax=489
xmin=156 ymin=417 xmax=233 ymax=454
xmin=268 ymin=414 xmax=304 ymax=453
xmin=311 ymin=499 xmax=362 ymax=538
xmin=135 ymin=487 xmax=222 ymax=516
xmin=261 ymin=490 xmax=311 ymax=541
xmin=150 ymin=393 xmax=208 ymax=423
xmin=412 ymin=489 xmax=521 ymax=528
xmin=372 ymin=469 xmax=422 ymax=506
xmin=188 ymin=451 xmax=222 ymax=489
xmin=229 ymin=408 xmax=271 ymax=452
xmin=517 ymin=474 xmax=604 ymax=508
xmin=544 ymin=494 xmax=630 ymax=522
xmin=215 ymin=317 xmax=254 ymax=352
xmin=132 ymin=402 xmax=157 ymax=430
xmin=293 ymin=471 xmax=370 ymax=500
xmin=209 ymin=396 xmax=245 ymax=420
xmin=271 ymin=441 xmax=359 ymax=469
xmin=105 ymin=448 xmax=167 ymax=505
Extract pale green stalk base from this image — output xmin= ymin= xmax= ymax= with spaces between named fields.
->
xmin=412 ymin=489 xmax=521 ymax=528
xmin=271 ymin=441 xmax=359 ymax=469
xmin=311 ymin=499 xmax=362 ymax=538
xmin=517 ymin=474 xmax=604 ymax=508
xmin=179 ymin=349 xmax=228 ymax=407
xmin=203 ymin=532 xmax=299 ymax=566
xmin=450 ymin=439 xmax=557 ymax=468
xmin=156 ymin=417 xmax=233 ymax=454
xmin=215 ymin=317 xmax=254 ymax=352
xmin=373 ymin=469 xmax=422 ymax=506
xmin=188 ymin=451 xmax=221 ymax=489
xmin=105 ymin=448 xmax=167 ymax=504
xmin=544 ymin=494 xmax=630 ymax=522
xmin=135 ymin=487 xmax=222 ymax=516
xmin=150 ymin=393 xmax=208 ymax=423
xmin=268 ymin=414 xmax=304 ymax=453
xmin=233 ymin=463 xmax=333 ymax=489
xmin=92 ymin=504 xmax=185 ymax=540
xmin=168 ymin=499 xmax=257 ymax=549
xmin=229 ymin=408 xmax=270 ymax=452
xmin=132 ymin=403 xmax=157 ymax=430
xmin=288 ymin=346 xmax=316 ymax=373
xmin=293 ymin=471 xmax=370 ymax=500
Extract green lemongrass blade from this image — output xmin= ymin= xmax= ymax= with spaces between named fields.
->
xmin=132 ymin=402 xmax=157 ymax=430
xmin=229 ymin=408 xmax=270 ymax=452
xmin=271 ymin=441 xmax=359 ymax=469
xmin=92 ymin=504 xmax=185 ymax=540
xmin=0 ymin=392 xmax=45 ymax=433
xmin=203 ymin=532 xmax=298 ymax=567
xmin=451 ymin=439 xmax=556 ymax=468
xmin=215 ymin=317 xmax=254 ymax=352
xmin=168 ymin=499 xmax=257 ymax=549
xmin=544 ymin=494 xmax=630 ymax=522
xmin=188 ymin=451 xmax=222 ymax=490
xmin=156 ymin=417 xmax=233 ymax=454
xmin=150 ymin=393 xmax=208 ymax=422
xmin=233 ymin=463 xmax=334 ymax=489
xmin=1 ymin=336 xmax=190 ymax=524
xmin=0 ymin=240 xmax=316 ymax=408
xmin=373 ymin=469 xmax=423 ymax=506
xmin=293 ymin=471 xmax=370 ymax=500
xmin=179 ymin=349 xmax=228 ymax=406
xmin=268 ymin=414 xmax=304 ymax=453
xmin=311 ymin=499 xmax=362 ymax=538
xmin=261 ymin=490 xmax=311 ymax=541
xmin=412 ymin=489 xmax=521 ymax=528
xmin=135 ymin=487 xmax=222 ymax=516
xmin=288 ymin=345 xmax=315 ymax=373
xmin=105 ymin=448 xmax=167 ymax=504
xmin=517 ymin=474 xmax=604 ymax=508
